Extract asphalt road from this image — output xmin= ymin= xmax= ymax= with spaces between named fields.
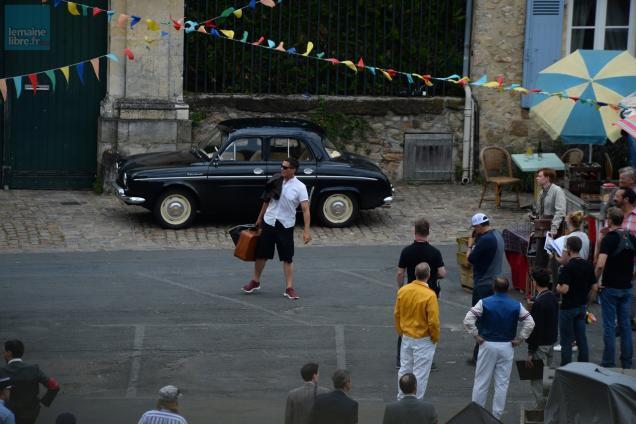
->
xmin=0 ymin=245 xmax=605 ymax=423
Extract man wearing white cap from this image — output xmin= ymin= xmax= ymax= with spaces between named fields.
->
xmin=137 ymin=385 xmax=187 ymax=424
xmin=0 ymin=377 xmax=14 ymax=424
xmin=467 ymin=213 xmax=505 ymax=364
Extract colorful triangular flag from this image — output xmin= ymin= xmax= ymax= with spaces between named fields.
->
xmin=146 ymin=19 xmax=160 ymax=31
xmin=252 ymin=36 xmax=264 ymax=46
xmin=13 ymin=77 xmax=22 ymax=98
xmin=130 ymin=16 xmax=142 ymax=28
xmin=61 ymin=66 xmax=70 ymax=85
xmin=117 ymin=14 xmax=129 ymax=28
xmin=233 ymin=9 xmax=243 ymax=18
xmin=197 ymin=26 xmax=208 ymax=34
xmin=44 ymin=70 xmax=56 ymax=92
xmin=107 ymin=10 xmax=115 ymax=22
xmin=92 ymin=7 xmax=104 ymax=16
xmin=220 ymin=7 xmax=235 ymax=18
xmin=90 ymin=58 xmax=100 ymax=80
xmin=341 ymin=61 xmax=357 ymax=73
xmin=124 ymin=48 xmax=135 ymax=60
xmin=76 ymin=62 xmax=85 ymax=85
xmin=105 ymin=53 xmax=119 ymax=62
xmin=240 ymin=31 xmax=249 ymax=43
xmin=0 ymin=79 xmax=7 ymax=102
xmin=302 ymin=42 xmax=314 ymax=57
xmin=261 ymin=0 xmax=276 ymax=7
xmin=28 ymin=74 xmax=38 ymax=95
xmin=68 ymin=2 xmax=80 ymax=15
xmin=220 ymin=30 xmax=235 ymax=39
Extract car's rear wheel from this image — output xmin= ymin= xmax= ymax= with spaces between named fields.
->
xmin=317 ymin=192 xmax=358 ymax=227
xmin=154 ymin=189 xmax=196 ymax=229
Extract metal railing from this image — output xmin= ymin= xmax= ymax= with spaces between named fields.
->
xmin=184 ymin=0 xmax=466 ymax=97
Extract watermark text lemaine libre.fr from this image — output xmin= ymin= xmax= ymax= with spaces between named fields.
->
xmin=8 ymin=27 xmax=49 ymax=46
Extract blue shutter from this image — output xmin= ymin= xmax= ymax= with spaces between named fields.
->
xmin=521 ymin=0 xmax=565 ymax=108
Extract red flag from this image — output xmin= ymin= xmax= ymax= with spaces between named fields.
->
xmin=531 ymin=89 xmax=542 ymax=93
xmin=170 ymin=17 xmax=182 ymax=31
xmin=28 ymin=74 xmax=38 ymax=95
xmin=252 ymin=36 xmax=264 ymax=46
xmin=203 ymin=19 xmax=216 ymax=28
xmin=569 ymin=96 xmax=580 ymax=102
xmin=496 ymin=74 xmax=504 ymax=91
xmin=356 ymin=57 xmax=365 ymax=68
xmin=124 ymin=47 xmax=135 ymax=60
xmin=386 ymin=69 xmax=397 ymax=77
xmin=325 ymin=58 xmax=340 ymax=65
xmin=92 ymin=7 xmax=103 ymax=16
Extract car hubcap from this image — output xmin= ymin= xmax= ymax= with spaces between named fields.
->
xmin=323 ymin=194 xmax=353 ymax=224
xmin=160 ymin=194 xmax=191 ymax=225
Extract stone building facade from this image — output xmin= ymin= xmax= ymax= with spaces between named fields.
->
xmin=470 ymin=0 xmax=549 ymax=153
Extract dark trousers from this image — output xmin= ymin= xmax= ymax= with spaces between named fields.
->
xmin=472 ymin=284 xmax=494 ymax=362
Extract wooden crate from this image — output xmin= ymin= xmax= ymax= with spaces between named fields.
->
xmin=456 ymin=251 xmax=473 ymax=292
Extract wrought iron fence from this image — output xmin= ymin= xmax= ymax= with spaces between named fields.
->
xmin=184 ymin=0 xmax=466 ymax=97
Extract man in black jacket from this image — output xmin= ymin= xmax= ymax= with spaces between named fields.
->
xmin=525 ymin=268 xmax=558 ymax=409
xmin=309 ymin=369 xmax=357 ymax=424
xmin=1 ymin=340 xmax=59 ymax=424
xmin=382 ymin=373 xmax=437 ymax=424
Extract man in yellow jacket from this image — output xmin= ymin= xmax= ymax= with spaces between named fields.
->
xmin=394 ymin=262 xmax=440 ymax=400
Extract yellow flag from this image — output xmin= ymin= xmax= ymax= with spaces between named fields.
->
xmin=61 ymin=66 xmax=70 ymax=84
xmin=513 ymin=87 xmax=529 ymax=94
xmin=90 ymin=58 xmax=100 ymax=80
xmin=220 ymin=30 xmax=234 ymax=39
xmin=483 ymin=81 xmax=499 ymax=88
xmin=302 ymin=42 xmax=314 ymax=56
xmin=379 ymin=69 xmax=392 ymax=81
xmin=67 ymin=2 xmax=80 ymax=15
xmin=146 ymin=19 xmax=160 ymax=31
xmin=341 ymin=61 xmax=358 ymax=73
xmin=233 ymin=9 xmax=243 ymax=18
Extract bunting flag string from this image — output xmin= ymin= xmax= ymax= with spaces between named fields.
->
xmin=181 ymin=17 xmax=625 ymax=110
xmin=0 ymin=53 xmax=120 ymax=102
xmin=46 ymin=0 xmax=273 ymax=36
xmin=11 ymin=1 xmax=630 ymax=110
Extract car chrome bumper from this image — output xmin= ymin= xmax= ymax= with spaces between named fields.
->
xmin=383 ymin=196 xmax=393 ymax=207
xmin=113 ymin=182 xmax=146 ymax=205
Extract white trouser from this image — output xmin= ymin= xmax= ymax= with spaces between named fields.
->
xmin=472 ymin=340 xmax=514 ymax=419
xmin=397 ymin=335 xmax=436 ymax=400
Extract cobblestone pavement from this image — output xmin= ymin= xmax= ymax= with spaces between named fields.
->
xmin=0 ymin=184 xmax=532 ymax=253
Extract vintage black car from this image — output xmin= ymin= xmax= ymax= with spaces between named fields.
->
xmin=114 ymin=118 xmax=393 ymax=229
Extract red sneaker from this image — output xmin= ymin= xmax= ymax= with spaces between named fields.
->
xmin=284 ymin=287 xmax=299 ymax=300
xmin=242 ymin=280 xmax=260 ymax=293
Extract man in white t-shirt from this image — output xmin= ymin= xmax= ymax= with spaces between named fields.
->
xmin=242 ymin=157 xmax=312 ymax=300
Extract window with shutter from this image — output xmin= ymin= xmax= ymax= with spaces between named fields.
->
xmin=521 ymin=0 xmax=565 ymax=108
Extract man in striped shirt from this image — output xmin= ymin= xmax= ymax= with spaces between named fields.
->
xmin=463 ymin=277 xmax=535 ymax=420
xmin=614 ymin=186 xmax=636 ymax=329
xmin=138 ymin=385 xmax=187 ymax=424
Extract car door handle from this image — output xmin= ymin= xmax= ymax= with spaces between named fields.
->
xmin=303 ymin=168 xmax=314 ymax=175
xmin=253 ymin=168 xmax=264 ymax=175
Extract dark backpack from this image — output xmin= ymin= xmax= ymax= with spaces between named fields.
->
xmin=610 ymin=229 xmax=635 ymax=257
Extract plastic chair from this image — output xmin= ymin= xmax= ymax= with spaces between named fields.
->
xmin=478 ymin=146 xmax=521 ymax=208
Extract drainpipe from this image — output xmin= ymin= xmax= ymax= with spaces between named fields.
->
xmin=461 ymin=0 xmax=474 ymax=184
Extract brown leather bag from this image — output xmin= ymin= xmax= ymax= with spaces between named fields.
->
xmin=234 ymin=228 xmax=261 ymax=261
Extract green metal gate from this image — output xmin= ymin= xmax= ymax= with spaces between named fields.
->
xmin=1 ymin=0 xmax=107 ymax=189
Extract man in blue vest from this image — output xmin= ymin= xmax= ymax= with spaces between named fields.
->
xmin=463 ymin=277 xmax=535 ymax=420
xmin=466 ymin=212 xmax=504 ymax=364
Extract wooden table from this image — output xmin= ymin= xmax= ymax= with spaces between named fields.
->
xmin=511 ymin=153 xmax=566 ymax=200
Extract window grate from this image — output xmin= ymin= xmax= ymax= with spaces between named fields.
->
xmin=403 ymin=133 xmax=454 ymax=181
xmin=533 ymin=0 xmax=561 ymax=15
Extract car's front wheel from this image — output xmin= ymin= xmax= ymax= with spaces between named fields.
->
xmin=154 ymin=189 xmax=196 ymax=229
xmin=317 ymin=192 xmax=358 ymax=227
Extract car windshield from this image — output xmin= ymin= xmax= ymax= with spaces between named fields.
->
xmin=197 ymin=127 xmax=228 ymax=158
xmin=323 ymin=137 xmax=342 ymax=159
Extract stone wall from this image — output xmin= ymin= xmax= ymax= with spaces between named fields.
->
xmin=187 ymin=94 xmax=465 ymax=181
xmin=471 ymin=0 xmax=554 ymax=153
